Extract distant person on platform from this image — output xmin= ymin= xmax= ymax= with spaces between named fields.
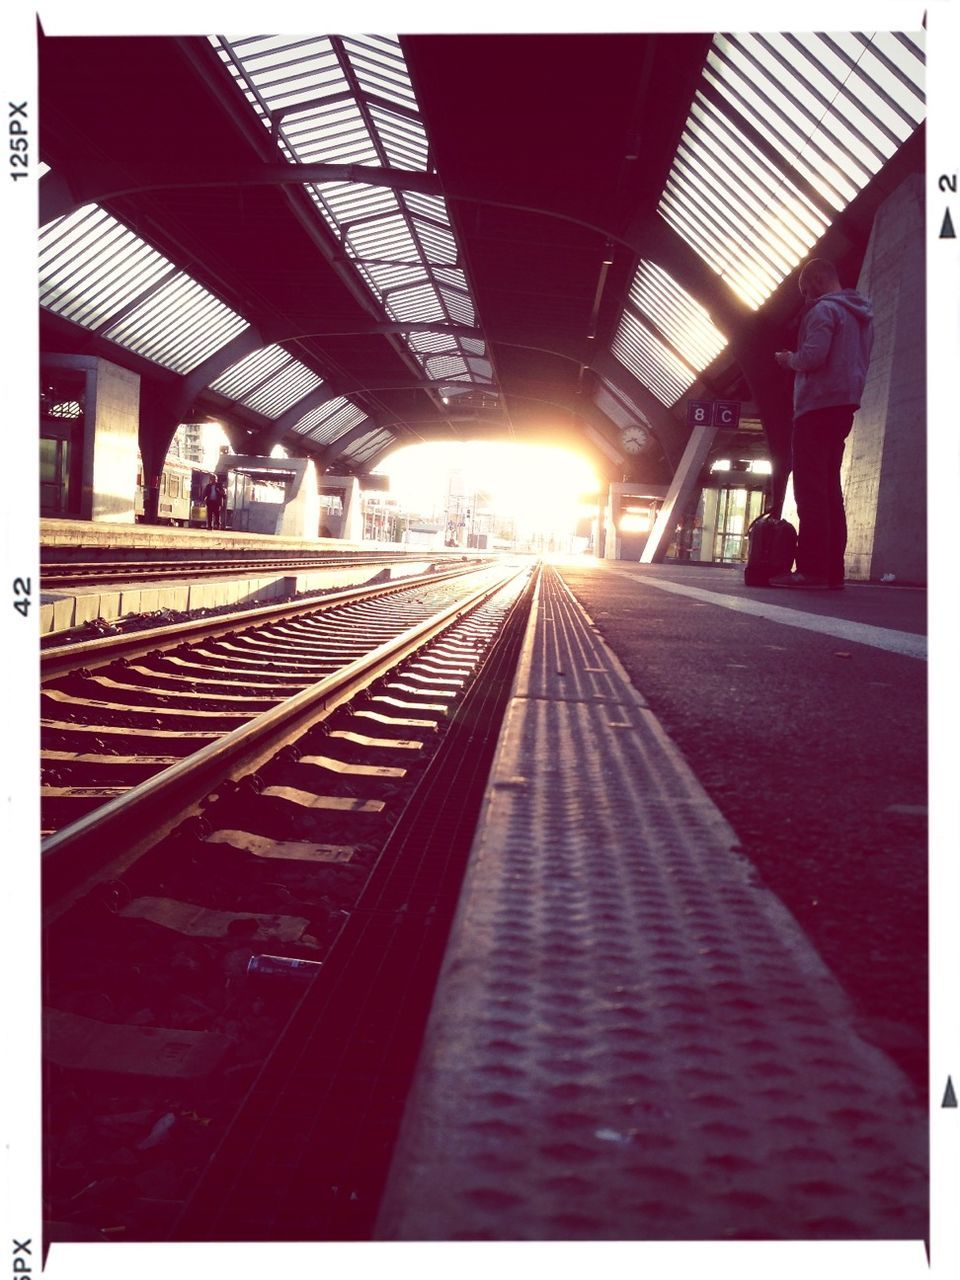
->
xmin=772 ymin=258 xmax=874 ymax=589
xmin=203 ymin=475 xmax=224 ymax=530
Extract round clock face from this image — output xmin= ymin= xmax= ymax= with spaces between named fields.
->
xmin=620 ymin=424 xmax=649 ymax=454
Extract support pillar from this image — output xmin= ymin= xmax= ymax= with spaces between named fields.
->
xmin=640 ymin=425 xmax=717 ymax=563
xmin=840 ymin=174 xmax=925 ymax=583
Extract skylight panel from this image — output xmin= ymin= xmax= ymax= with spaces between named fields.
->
xmin=342 ymin=35 xmax=419 ymax=110
xmin=218 ymin=36 xmax=345 ymax=111
xmin=440 ymin=289 xmax=475 ymax=326
xmin=102 ymin=274 xmax=248 ymax=373
xmin=210 ymin=32 xmax=484 ymax=391
xmin=660 ymin=29 xmax=924 ymax=309
xmin=356 ymin=263 xmax=426 ymax=296
xmin=40 ymin=204 xmax=172 ymax=330
xmin=210 ymin=344 xmax=291 ymax=399
xmin=611 ymin=312 xmax=698 ymax=407
xmin=385 ymin=284 xmax=447 ymax=324
xmin=284 ymin=102 xmax=376 ymax=164
xmin=704 ymin=54 xmax=859 ymax=208
xmin=46 ymin=399 xmax=82 ymax=420
xmin=425 ymin=354 xmax=469 ymax=380
xmin=291 ymin=396 xmax=368 ymax=444
xmin=368 ymin=104 xmax=429 ymax=170
xmin=465 ymin=356 xmax=493 ymax=381
xmin=627 ymin=261 xmax=728 ymax=372
xmin=406 ymin=330 xmax=457 ymax=354
xmin=313 ymin=182 xmax=400 ymax=229
xmin=413 ymin=218 xmax=457 ymax=264
xmin=343 ymin=427 xmax=395 ymax=463
xmin=402 ymin=191 xmax=450 ymax=222
xmin=245 ymin=361 xmax=323 ymax=417
xmin=347 ymin=212 xmax=419 ymax=261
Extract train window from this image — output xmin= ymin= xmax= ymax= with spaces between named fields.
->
xmin=160 ymin=473 xmax=168 ymax=494
xmin=170 ymin=476 xmax=180 ymax=497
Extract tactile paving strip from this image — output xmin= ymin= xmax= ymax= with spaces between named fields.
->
xmin=374 ymin=566 xmax=926 ymax=1241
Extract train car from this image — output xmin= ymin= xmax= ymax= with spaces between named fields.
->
xmin=135 ymin=457 xmax=206 ymax=525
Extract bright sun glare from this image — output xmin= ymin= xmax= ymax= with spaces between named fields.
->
xmin=374 ymin=441 xmax=600 ymax=538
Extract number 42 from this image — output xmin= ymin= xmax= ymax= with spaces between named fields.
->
xmin=13 ymin=576 xmax=31 ymax=617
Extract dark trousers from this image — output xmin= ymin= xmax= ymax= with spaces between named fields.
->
xmin=791 ymin=405 xmax=855 ymax=582
xmin=206 ymin=504 xmax=222 ymax=529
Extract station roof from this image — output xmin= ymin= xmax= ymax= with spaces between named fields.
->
xmin=39 ymin=28 xmax=925 ymax=477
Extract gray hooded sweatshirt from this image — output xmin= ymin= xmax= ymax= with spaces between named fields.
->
xmin=784 ymin=288 xmax=874 ymax=420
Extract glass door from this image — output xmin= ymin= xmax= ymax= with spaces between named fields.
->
xmin=713 ymin=487 xmax=765 ymax=562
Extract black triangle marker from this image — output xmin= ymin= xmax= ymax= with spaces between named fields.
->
xmin=940 ymin=208 xmax=956 ymax=239
xmin=943 ymin=1075 xmax=958 ymax=1107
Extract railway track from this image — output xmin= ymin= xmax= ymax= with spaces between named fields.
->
xmin=40 ymin=550 xmax=468 ymax=591
xmin=42 ymin=558 xmax=537 ymax=1244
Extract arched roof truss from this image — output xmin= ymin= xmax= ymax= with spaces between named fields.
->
xmin=209 ymin=33 xmax=495 ymax=411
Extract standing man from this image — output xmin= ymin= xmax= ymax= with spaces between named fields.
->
xmin=203 ymin=474 xmax=223 ymax=530
xmin=773 ymin=259 xmax=874 ymax=589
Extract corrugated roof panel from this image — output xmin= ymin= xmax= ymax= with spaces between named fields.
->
xmin=208 ymin=32 xmax=485 ymax=394
xmin=245 ymin=361 xmax=324 ymax=417
xmin=40 ymin=204 xmax=172 ymax=330
xmin=425 ymin=354 xmax=469 ymax=380
xmin=439 ymin=287 xmax=475 ymax=327
xmin=342 ymin=427 xmax=395 ymax=463
xmin=406 ymin=330 xmax=458 ymax=354
xmin=291 ymin=396 xmax=368 ymax=445
xmin=627 ymin=261 xmax=728 ymax=372
xmin=401 ymin=191 xmax=451 ymax=222
xmin=386 ymin=284 xmax=447 ymax=324
xmin=413 ymin=217 xmax=457 ymax=264
xmin=103 ymin=274 xmax=248 ymax=373
xmin=355 ymin=262 xmax=426 ymax=296
xmin=611 ymin=311 xmax=697 ymax=407
xmin=659 ymin=29 xmax=924 ymax=308
xmin=465 ymin=356 xmax=493 ymax=381
xmin=215 ymin=35 xmax=346 ymax=112
xmin=311 ymin=182 xmax=399 ymax=232
xmin=342 ymin=35 xmax=419 ymax=110
xmin=283 ymin=100 xmax=377 ymax=165
xmin=210 ymin=344 xmax=291 ymax=400
xmin=347 ymin=212 xmax=419 ymax=261
xmin=368 ymin=103 xmax=429 ymax=170
xmin=318 ymin=399 xmax=368 ymax=437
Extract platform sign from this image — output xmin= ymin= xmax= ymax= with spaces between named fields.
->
xmin=686 ymin=399 xmax=714 ymax=427
xmin=715 ymin=400 xmax=741 ymax=428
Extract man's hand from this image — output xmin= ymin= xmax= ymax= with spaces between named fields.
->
xmin=774 ymin=351 xmax=793 ymax=369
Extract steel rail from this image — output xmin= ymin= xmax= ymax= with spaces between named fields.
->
xmin=40 ymin=561 xmax=491 ymax=681
xmin=39 ymin=551 xmax=448 ymax=587
xmin=42 ymin=563 xmax=528 ymax=926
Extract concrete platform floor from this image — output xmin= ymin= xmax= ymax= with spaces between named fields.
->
xmin=40 ymin=517 xmax=381 ymax=555
xmin=558 ymin=559 xmax=927 ymax=1096
xmin=376 ymin=561 xmax=927 ymax=1242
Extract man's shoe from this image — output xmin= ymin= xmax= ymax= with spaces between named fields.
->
xmin=768 ymin=571 xmax=830 ymax=588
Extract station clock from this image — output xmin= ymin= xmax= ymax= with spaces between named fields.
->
xmin=619 ymin=422 xmax=650 ymax=454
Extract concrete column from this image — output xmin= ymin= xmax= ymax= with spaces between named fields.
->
xmin=45 ymin=354 xmax=140 ymax=522
xmin=697 ymin=488 xmax=720 ymax=562
xmin=640 ymin=425 xmax=717 ymax=563
xmin=841 ymin=174 xmax=925 ymax=583
xmin=338 ymin=477 xmax=363 ymax=542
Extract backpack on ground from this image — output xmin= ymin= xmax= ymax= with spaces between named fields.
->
xmin=744 ymin=513 xmax=798 ymax=587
